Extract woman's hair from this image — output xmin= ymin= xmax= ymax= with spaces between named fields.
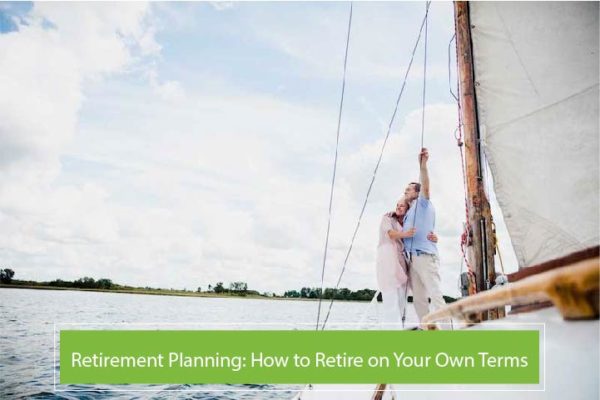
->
xmin=391 ymin=197 xmax=410 ymax=221
xmin=397 ymin=196 xmax=409 ymax=210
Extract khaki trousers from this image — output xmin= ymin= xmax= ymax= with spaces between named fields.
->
xmin=410 ymin=253 xmax=446 ymax=322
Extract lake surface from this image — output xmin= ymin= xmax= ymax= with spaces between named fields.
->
xmin=1 ymin=288 xmax=415 ymax=399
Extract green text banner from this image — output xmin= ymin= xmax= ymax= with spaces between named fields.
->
xmin=60 ymin=330 xmax=539 ymax=384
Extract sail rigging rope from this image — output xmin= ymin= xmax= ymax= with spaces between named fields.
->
xmin=320 ymin=1 xmax=432 ymax=331
xmin=316 ymin=1 xmax=354 ymax=331
xmin=492 ymin=221 xmax=506 ymax=275
xmin=450 ymin=24 xmax=477 ymax=294
xmin=401 ymin=0 xmax=430 ymax=327
xmin=420 ymin=6 xmax=429 ymax=151
xmin=448 ymin=33 xmax=458 ymax=102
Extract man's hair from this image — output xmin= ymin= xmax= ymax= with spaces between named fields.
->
xmin=410 ymin=182 xmax=421 ymax=192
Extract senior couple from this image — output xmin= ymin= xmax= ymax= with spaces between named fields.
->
xmin=376 ymin=148 xmax=446 ymax=327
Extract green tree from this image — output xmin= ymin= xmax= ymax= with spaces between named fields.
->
xmin=230 ymin=281 xmax=248 ymax=293
xmin=96 ymin=278 xmax=113 ymax=289
xmin=352 ymin=288 xmax=376 ymax=301
xmin=0 ymin=268 xmax=15 ymax=284
xmin=213 ymin=282 xmax=225 ymax=293
xmin=74 ymin=277 xmax=96 ymax=288
xmin=338 ymin=288 xmax=352 ymax=300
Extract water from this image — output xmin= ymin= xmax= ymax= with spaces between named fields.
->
xmin=0 ymin=288 xmax=389 ymax=399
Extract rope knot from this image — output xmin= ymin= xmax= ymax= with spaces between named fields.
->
xmin=460 ymin=229 xmax=470 ymax=246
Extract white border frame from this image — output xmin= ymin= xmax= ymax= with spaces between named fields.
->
xmin=52 ymin=321 xmax=546 ymax=393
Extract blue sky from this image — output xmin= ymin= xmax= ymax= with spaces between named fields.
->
xmin=0 ymin=1 xmax=517 ymax=296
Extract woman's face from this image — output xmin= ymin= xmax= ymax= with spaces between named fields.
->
xmin=396 ymin=199 xmax=409 ymax=218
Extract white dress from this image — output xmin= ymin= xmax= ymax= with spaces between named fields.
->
xmin=375 ymin=214 xmax=409 ymax=326
xmin=376 ymin=215 xmax=408 ymax=290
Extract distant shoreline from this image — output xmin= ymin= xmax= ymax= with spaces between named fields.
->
xmin=0 ymin=284 xmax=373 ymax=302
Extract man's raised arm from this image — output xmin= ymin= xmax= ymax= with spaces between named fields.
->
xmin=419 ymin=148 xmax=430 ymax=199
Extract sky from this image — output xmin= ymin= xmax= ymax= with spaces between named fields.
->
xmin=0 ymin=1 xmax=518 ymax=297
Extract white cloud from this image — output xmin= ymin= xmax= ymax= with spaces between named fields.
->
xmin=33 ymin=2 xmax=160 ymax=74
xmin=0 ymin=2 xmax=157 ymax=176
xmin=0 ymin=2 xmax=517 ymax=299
xmin=0 ymin=2 xmax=169 ymax=283
xmin=0 ymin=26 xmax=80 ymax=173
xmin=58 ymin=87 xmax=343 ymax=290
xmin=209 ymin=2 xmax=235 ymax=12
xmin=244 ymin=2 xmax=454 ymax=83
xmin=146 ymin=66 xmax=186 ymax=102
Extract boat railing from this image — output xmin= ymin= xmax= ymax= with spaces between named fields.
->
xmin=422 ymin=256 xmax=599 ymax=329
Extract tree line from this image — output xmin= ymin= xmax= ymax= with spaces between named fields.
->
xmin=0 ymin=269 xmax=264 ymax=297
xmin=206 ymin=281 xmax=260 ymax=296
xmin=1 ymin=268 xmax=456 ymax=302
xmin=1 ymin=271 xmax=120 ymax=290
xmin=283 ymin=287 xmax=457 ymax=303
xmin=283 ymin=287 xmax=377 ymax=301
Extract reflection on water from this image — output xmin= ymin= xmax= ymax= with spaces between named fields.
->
xmin=0 ymin=288 xmax=397 ymax=399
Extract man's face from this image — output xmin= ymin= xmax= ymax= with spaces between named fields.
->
xmin=404 ymin=184 xmax=418 ymax=201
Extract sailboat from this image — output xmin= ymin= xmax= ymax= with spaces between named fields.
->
xmin=295 ymin=1 xmax=599 ymax=399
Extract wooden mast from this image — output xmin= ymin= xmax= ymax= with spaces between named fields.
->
xmin=454 ymin=1 xmax=500 ymax=320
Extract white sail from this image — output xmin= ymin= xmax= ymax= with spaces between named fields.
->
xmin=469 ymin=2 xmax=599 ymax=268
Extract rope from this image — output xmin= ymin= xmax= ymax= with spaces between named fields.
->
xmin=457 ymin=246 xmax=464 ymax=291
xmin=401 ymin=0 xmax=430 ymax=327
xmin=316 ymin=2 xmax=353 ymax=330
xmin=492 ymin=222 xmax=506 ymax=275
xmin=456 ymin=90 xmax=477 ymax=295
xmin=448 ymin=33 xmax=458 ymax=102
xmin=496 ymin=248 xmax=505 ymax=275
xmin=400 ymin=263 xmax=411 ymax=327
xmin=451 ymin=29 xmax=477 ymax=294
xmin=408 ymin=1 xmax=430 ymax=256
xmin=420 ymin=7 xmax=428 ymax=150
xmin=320 ymin=1 xmax=432 ymax=331
xmin=482 ymin=148 xmax=491 ymax=198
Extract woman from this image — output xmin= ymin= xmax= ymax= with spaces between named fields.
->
xmin=376 ymin=197 xmax=437 ymax=326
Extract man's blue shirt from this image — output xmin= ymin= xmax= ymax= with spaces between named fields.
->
xmin=402 ymin=194 xmax=438 ymax=255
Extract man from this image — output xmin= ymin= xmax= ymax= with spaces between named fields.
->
xmin=402 ymin=148 xmax=446 ymax=323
